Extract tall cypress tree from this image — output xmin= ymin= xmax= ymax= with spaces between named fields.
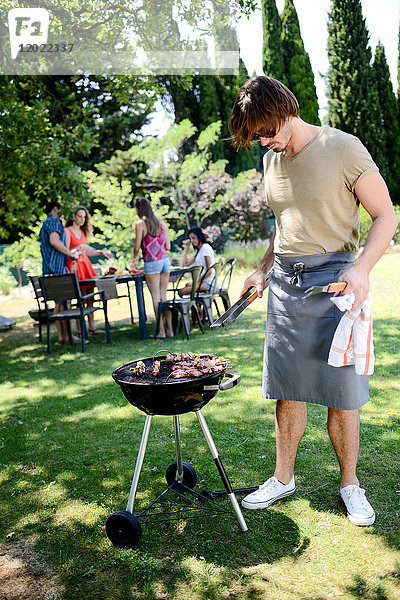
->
xmin=326 ymin=0 xmax=388 ymax=180
xmin=281 ymin=0 xmax=320 ymax=125
xmin=398 ymin=21 xmax=400 ymax=95
xmin=197 ymin=58 xmax=261 ymax=175
xmin=262 ymin=0 xmax=285 ymax=80
xmin=165 ymin=20 xmax=261 ymax=175
xmin=373 ymin=42 xmax=400 ymax=202
xmin=397 ymin=22 xmax=400 ymax=131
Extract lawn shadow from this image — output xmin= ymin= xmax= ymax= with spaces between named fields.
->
xmin=1 ymin=307 xmax=399 ymax=599
xmin=1 ymin=310 xmax=294 ymax=598
xmin=292 ymin=404 xmax=400 ymax=553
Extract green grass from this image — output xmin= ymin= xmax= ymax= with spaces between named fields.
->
xmin=221 ymin=240 xmax=271 ymax=270
xmin=0 ymin=255 xmax=399 ymax=600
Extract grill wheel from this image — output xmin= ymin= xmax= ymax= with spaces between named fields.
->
xmin=105 ymin=510 xmax=142 ymax=548
xmin=165 ymin=461 xmax=197 ymax=490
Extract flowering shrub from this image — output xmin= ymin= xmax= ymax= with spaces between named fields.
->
xmin=0 ymin=267 xmax=17 ymax=296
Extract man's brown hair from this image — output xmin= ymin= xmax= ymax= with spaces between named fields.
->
xmin=229 ymin=76 xmax=299 ymax=149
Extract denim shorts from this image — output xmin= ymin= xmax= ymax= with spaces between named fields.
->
xmin=143 ymin=257 xmax=171 ymax=274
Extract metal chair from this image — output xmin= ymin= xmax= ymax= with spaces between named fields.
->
xmin=117 ymin=280 xmax=135 ymax=325
xmin=39 ymin=273 xmax=111 ymax=353
xmin=92 ymin=274 xmax=135 ymax=325
xmin=156 ymin=266 xmax=204 ymax=340
xmin=29 ymin=275 xmax=54 ymax=342
xmin=94 ymin=277 xmax=136 ymax=325
xmin=218 ymin=258 xmax=236 ymax=312
xmin=195 ymin=261 xmax=223 ymax=325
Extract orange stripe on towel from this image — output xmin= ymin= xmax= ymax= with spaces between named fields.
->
xmin=364 ymin=318 xmax=372 ymax=375
xmin=343 ymin=329 xmax=353 ymax=366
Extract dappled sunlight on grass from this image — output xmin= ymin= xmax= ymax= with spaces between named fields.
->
xmin=60 ymin=403 xmax=130 ymax=423
xmin=54 ymin=501 xmax=106 ymax=528
xmin=0 ymin=256 xmax=399 ymax=599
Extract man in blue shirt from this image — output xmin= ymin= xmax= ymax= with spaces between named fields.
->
xmin=39 ymin=201 xmax=80 ymax=344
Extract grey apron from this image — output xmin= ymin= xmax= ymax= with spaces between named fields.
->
xmin=262 ymin=252 xmax=370 ymax=410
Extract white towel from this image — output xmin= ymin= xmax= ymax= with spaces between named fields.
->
xmin=328 ymin=293 xmax=374 ymax=375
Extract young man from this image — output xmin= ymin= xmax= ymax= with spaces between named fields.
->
xmin=229 ymin=76 xmax=397 ymax=526
xmin=39 ymin=201 xmax=80 ymax=344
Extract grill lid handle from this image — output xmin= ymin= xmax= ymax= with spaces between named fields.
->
xmin=203 ymin=371 xmax=241 ymax=391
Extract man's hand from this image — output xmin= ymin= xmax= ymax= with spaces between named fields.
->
xmin=341 ymin=170 xmax=397 ymax=312
xmin=337 ymin=264 xmax=369 ymax=311
xmin=240 ymin=269 xmax=267 ymax=298
xmin=240 ymin=231 xmax=275 ymax=298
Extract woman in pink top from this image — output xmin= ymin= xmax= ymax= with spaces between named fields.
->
xmin=129 ymin=197 xmax=173 ymax=338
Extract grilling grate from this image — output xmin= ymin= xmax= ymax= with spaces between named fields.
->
xmin=114 ymin=353 xmax=228 ymax=385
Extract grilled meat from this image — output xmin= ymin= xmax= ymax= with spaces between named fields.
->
xmin=152 ymin=360 xmax=161 ymax=376
xmin=131 ymin=360 xmax=146 ymax=376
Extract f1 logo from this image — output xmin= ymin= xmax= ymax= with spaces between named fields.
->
xmin=8 ymin=8 xmax=50 ymax=59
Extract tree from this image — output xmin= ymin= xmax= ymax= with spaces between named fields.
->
xmin=326 ymin=0 xmax=389 ymax=181
xmin=85 ymin=174 xmax=137 ymax=264
xmin=261 ymin=0 xmax=285 ymax=81
xmin=199 ymin=61 xmax=263 ymax=175
xmin=281 ymin=0 xmax=320 ymax=125
xmin=0 ymin=224 xmax=42 ymax=277
xmin=0 ymin=76 xmax=94 ymax=242
xmin=0 ymin=0 xmax=259 ymax=74
xmin=66 ymin=76 xmax=156 ymax=171
xmin=14 ymin=75 xmax=157 ymax=170
xmin=89 ymin=119 xmax=271 ymax=260
xmin=160 ymin=16 xmax=262 ymax=176
xmin=373 ymin=42 xmax=400 ymax=203
xmin=0 ymin=72 xmax=164 ymax=242
xmin=397 ymin=21 xmax=400 ymax=143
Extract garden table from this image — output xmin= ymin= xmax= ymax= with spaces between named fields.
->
xmin=80 ymin=267 xmax=188 ymax=341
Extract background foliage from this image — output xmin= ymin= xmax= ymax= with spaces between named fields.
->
xmin=0 ymin=0 xmax=399 ymax=284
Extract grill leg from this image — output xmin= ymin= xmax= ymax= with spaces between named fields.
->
xmin=194 ymin=410 xmax=248 ymax=533
xmin=173 ymin=415 xmax=184 ymax=483
xmin=126 ymin=415 xmax=152 ymax=514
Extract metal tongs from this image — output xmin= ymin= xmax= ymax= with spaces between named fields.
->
xmin=210 ymin=275 xmax=270 ymax=328
xmin=303 ymin=281 xmax=347 ymax=297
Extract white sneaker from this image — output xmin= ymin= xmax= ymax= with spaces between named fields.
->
xmin=340 ymin=485 xmax=375 ymax=526
xmin=241 ymin=476 xmax=296 ymax=510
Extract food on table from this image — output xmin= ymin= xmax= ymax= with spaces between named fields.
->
xmin=128 ymin=267 xmax=144 ymax=274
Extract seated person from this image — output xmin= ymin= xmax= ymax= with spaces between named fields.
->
xmin=179 ymin=227 xmax=217 ymax=297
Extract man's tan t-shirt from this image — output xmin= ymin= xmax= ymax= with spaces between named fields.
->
xmin=263 ymin=126 xmax=378 ymax=256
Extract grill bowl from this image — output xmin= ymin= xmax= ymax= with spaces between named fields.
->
xmin=112 ymin=355 xmax=229 ymax=415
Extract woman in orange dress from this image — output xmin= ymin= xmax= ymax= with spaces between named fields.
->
xmin=65 ymin=206 xmax=113 ymax=336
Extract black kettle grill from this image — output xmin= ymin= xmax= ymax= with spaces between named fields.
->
xmin=105 ymin=354 xmax=254 ymax=548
